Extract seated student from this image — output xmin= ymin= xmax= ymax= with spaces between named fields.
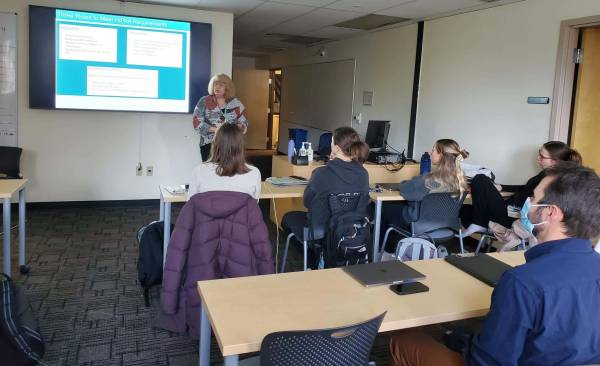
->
xmin=389 ymin=163 xmax=600 ymax=366
xmin=461 ymin=141 xmax=581 ymax=236
xmin=380 ymin=139 xmax=468 ymax=253
xmin=188 ymin=123 xmax=261 ymax=200
xmin=282 ymin=127 xmax=370 ymax=265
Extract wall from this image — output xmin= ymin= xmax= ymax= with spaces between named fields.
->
xmin=271 ymin=25 xmax=418 ymax=154
xmin=0 ymin=0 xmax=233 ymax=202
xmin=416 ymin=0 xmax=600 ymax=183
xmin=233 ymin=56 xmax=256 ymax=69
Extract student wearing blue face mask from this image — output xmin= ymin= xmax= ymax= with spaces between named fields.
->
xmin=390 ymin=163 xmax=600 ymax=366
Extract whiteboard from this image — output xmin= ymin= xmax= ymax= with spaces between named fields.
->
xmin=0 ymin=12 xmax=17 ymax=147
xmin=280 ymin=59 xmax=355 ymax=133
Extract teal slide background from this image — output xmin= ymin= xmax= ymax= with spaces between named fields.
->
xmin=55 ymin=9 xmax=189 ymax=100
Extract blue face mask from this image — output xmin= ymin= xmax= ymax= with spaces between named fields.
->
xmin=521 ymin=198 xmax=549 ymax=234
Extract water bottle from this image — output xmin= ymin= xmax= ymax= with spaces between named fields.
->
xmin=420 ymin=152 xmax=431 ymax=175
xmin=307 ymin=142 xmax=314 ymax=162
xmin=299 ymin=142 xmax=307 ymax=157
xmin=287 ymin=139 xmax=295 ymax=162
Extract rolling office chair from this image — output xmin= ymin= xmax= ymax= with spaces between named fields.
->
xmin=258 ymin=312 xmax=386 ymax=366
xmin=0 ymin=146 xmax=22 ymax=179
xmin=316 ymin=132 xmax=332 ymax=160
xmin=381 ymin=192 xmax=468 ymax=255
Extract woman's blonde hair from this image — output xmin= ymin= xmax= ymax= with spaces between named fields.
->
xmin=208 ymin=74 xmax=236 ymax=100
xmin=426 ymin=139 xmax=469 ymax=194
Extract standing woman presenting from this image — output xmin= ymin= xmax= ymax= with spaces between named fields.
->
xmin=192 ymin=74 xmax=248 ymax=161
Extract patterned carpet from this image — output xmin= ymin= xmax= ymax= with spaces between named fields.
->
xmin=2 ymin=201 xmax=472 ymax=365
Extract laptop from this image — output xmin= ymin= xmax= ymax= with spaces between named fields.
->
xmin=445 ymin=253 xmax=513 ymax=287
xmin=343 ymin=260 xmax=426 ymax=287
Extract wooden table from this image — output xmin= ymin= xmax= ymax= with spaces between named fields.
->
xmin=197 ymin=251 xmax=526 ymax=365
xmin=0 ymin=179 xmax=28 ymax=276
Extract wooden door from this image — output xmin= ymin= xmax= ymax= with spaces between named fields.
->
xmin=571 ymin=27 xmax=600 ymax=173
xmin=232 ymin=69 xmax=269 ymax=149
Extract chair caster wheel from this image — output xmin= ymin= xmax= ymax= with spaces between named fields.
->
xmin=19 ymin=265 xmax=30 ymax=275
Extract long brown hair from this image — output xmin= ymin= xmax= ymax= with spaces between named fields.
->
xmin=543 ymin=141 xmax=582 ymax=165
xmin=427 ymin=139 xmax=469 ymax=194
xmin=209 ymin=123 xmax=250 ymax=176
xmin=333 ymin=127 xmax=369 ymax=163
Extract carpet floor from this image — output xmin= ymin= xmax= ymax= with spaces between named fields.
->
xmin=1 ymin=202 xmax=478 ymax=365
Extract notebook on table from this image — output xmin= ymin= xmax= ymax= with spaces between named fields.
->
xmin=445 ymin=253 xmax=513 ymax=287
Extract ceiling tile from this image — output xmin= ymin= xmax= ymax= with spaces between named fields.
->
xmin=195 ymin=0 xmax=266 ymax=16
xmin=268 ymin=8 xmax=362 ymax=35
xmin=135 ymin=0 xmax=206 ymax=7
xmin=131 ymin=0 xmax=265 ymax=15
xmin=376 ymin=0 xmax=482 ymax=19
xmin=326 ymin=0 xmax=416 ymax=13
xmin=271 ymin=0 xmax=338 ymax=7
xmin=304 ymin=25 xmax=364 ymax=39
xmin=235 ymin=2 xmax=316 ymax=33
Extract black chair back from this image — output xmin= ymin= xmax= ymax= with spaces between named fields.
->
xmin=0 ymin=146 xmax=22 ymax=179
xmin=259 ymin=312 xmax=386 ymax=366
xmin=411 ymin=192 xmax=467 ymax=235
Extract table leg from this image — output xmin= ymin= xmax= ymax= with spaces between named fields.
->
xmin=372 ymin=200 xmax=382 ymax=262
xmin=18 ymin=189 xmax=26 ymax=270
xmin=163 ymin=202 xmax=171 ymax=265
xmin=159 ymin=196 xmax=165 ymax=221
xmin=199 ymin=300 xmax=212 ymax=366
xmin=224 ymin=355 xmax=239 ymax=365
xmin=3 ymin=198 xmax=11 ymax=275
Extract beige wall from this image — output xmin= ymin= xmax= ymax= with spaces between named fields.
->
xmin=0 ymin=0 xmax=233 ymax=202
xmin=416 ymin=0 xmax=600 ymax=182
xmin=271 ymin=25 xmax=418 ymax=154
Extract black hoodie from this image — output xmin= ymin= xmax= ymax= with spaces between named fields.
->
xmin=303 ymin=159 xmax=369 ymax=226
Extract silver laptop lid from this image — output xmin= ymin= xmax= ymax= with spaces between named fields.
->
xmin=343 ymin=260 xmax=426 ymax=287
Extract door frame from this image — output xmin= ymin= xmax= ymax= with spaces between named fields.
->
xmin=551 ymin=15 xmax=600 ymax=142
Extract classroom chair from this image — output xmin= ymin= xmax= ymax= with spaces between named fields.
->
xmin=381 ymin=192 xmax=468 ymax=254
xmin=252 ymin=312 xmax=386 ymax=366
xmin=0 ymin=146 xmax=22 ymax=179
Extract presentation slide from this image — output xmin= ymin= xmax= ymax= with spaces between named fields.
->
xmin=54 ymin=9 xmax=190 ymax=112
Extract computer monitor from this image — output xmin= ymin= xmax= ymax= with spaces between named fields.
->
xmin=365 ymin=120 xmax=390 ymax=151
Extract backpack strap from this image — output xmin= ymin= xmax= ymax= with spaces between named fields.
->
xmin=0 ymin=274 xmax=50 ymax=366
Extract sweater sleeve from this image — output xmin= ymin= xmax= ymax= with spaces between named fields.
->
xmin=247 ymin=200 xmax=275 ymax=275
xmin=235 ymin=100 xmax=249 ymax=128
xmin=303 ymin=167 xmax=324 ymax=208
xmin=160 ymin=201 xmax=195 ymax=314
xmin=188 ymin=167 xmax=200 ymax=198
xmin=194 ymin=97 xmax=211 ymax=138
xmin=505 ymin=171 xmax=545 ymax=207
xmin=399 ymin=175 xmax=430 ymax=201
xmin=252 ymin=168 xmax=262 ymax=201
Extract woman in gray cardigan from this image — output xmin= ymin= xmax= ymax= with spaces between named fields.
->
xmin=381 ymin=139 xmax=469 ymax=253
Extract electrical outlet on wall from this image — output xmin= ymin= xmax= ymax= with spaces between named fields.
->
xmin=146 ymin=166 xmax=153 ymax=176
xmin=136 ymin=163 xmax=143 ymax=176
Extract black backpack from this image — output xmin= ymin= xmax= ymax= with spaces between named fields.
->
xmin=137 ymin=221 xmax=173 ymax=307
xmin=323 ymin=193 xmax=371 ymax=268
xmin=0 ymin=274 xmax=48 ymax=366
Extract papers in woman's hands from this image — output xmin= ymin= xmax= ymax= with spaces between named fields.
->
xmin=266 ymin=176 xmax=308 ymax=186
xmin=165 ymin=185 xmax=187 ymax=195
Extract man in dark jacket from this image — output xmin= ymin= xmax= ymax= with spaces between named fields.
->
xmin=390 ymin=164 xmax=600 ymax=366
